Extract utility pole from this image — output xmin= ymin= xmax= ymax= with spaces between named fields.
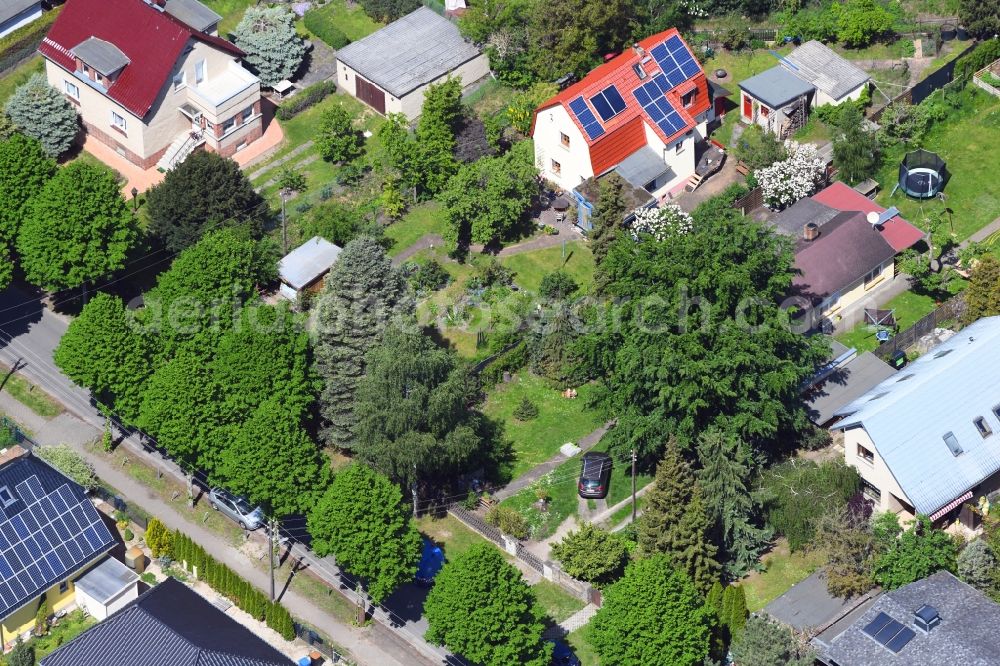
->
xmin=631 ymin=449 xmax=637 ymax=524
xmin=411 ymin=463 xmax=418 ymax=517
xmin=268 ymin=519 xmax=276 ymax=602
xmin=279 ymin=190 xmax=288 ymax=253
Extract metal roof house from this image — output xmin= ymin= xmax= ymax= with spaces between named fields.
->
xmin=41 ymin=577 xmax=294 ymax=666
xmin=0 ymin=0 xmax=43 ymax=39
xmin=335 ymin=7 xmax=489 ymax=120
xmin=0 ymin=448 xmax=118 ymax=646
xmin=834 ymin=317 xmax=1000 ymax=527
xmin=278 ymin=236 xmax=342 ymax=301
xmin=813 ymin=571 xmax=1000 ymax=665
xmin=737 ymin=40 xmax=870 ymax=136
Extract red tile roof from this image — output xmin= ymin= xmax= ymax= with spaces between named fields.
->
xmin=531 ymin=28 xmax=710 ymax=176
xmin=812 ymin=181 xmax=925 ymax=253
xmin=39 ymin=0 xmax=243 ymax=119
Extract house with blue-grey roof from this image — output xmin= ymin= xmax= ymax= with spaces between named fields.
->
xmin=833 ymin=316 xmax=1000 ymax=529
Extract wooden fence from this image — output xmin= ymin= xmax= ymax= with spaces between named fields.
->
xmin=873 ymin=294 xmax=966 ymax=360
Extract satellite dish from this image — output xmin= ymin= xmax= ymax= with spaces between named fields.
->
xmin=867 ymin=211 xmax=881 ymax=226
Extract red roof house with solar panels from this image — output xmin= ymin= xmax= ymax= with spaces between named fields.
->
xmin=39 ymin=0 xmax=264 ymax=172
xmin=531 ymin=29 xmax=717 ymax=208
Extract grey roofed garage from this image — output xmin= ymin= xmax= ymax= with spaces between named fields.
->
xmin=738 ymin=64 xmax=815 ymax=110
xmin=335 ymin=6 xmax=483 ymax=98
xmin=163 ymin=0 xmax=221 ymax=33
xmin=71 ymin=37 xmax=130 ymax=76
xmin=782 ymin=40 xmax=870 ymax=101
xmin=73 ymin=556 xmax=139 ymax=605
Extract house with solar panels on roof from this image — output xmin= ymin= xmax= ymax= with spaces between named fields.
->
xmin=738 ymin=40 xmax=870 ymax=137
xmin=39 ymin=0 xmax=265 ymax=172
xmin=832 ymin=316 xmax=1000 ymax=533
xmin=0 ymin=445 xmax=122 ymax=649
xmin=531 ymin=28 xmax=722 ymax=224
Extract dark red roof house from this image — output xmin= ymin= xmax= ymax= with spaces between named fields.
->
xmin=530 ymin=29 xmax=726 ymax=228
xmin=39 ymin=0 xmax=264 ymax=172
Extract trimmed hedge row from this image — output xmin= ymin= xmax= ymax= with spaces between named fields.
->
xmin=956 ymin=40 xmax=1000 ymax=83
xmin=303 ymin=10 xmax=351 ymax=49
xmin=478 ymin=342 xmax=528 ymax=389
xmin=0 ymin=6 xmax=61 ymax=61
xmin=170 ymin=529 xmax=296 ymax=640
xmin=275 ymin=80 xmax=337 ymax=121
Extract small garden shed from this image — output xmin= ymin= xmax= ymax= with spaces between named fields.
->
xmin=73 ymin=556 xmax=140 ymax=621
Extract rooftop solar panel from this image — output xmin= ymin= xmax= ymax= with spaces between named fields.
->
xmin=665 ymin=66 xmax=686 ymax=87
xmin=604 ymin=86 xmax=627 ymax=113
xmin=590 ymin=93 xmax=614 ymax=121
xmin=874 ymin=619 xmax=904 ymax=643
xmin=568 ymin=96 xmax=606 ymax=140
xmin=634 ymin=85 xmax=651 ymax=107
xmin=680 ymin=58 xmax=701 ymax=78
xmin=666 ymin=35 xmax=685 ymax=55
xmin=650 ymin=43 xmax=669 ymax=62
xmin=862 ymin=612 xmax=894 ymax=638
xmin=886 ymin=627 xmax=916 ymax=653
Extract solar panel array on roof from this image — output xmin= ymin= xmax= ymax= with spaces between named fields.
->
xmin=634 ymin=74 xmax=686 ymax=137
xmin=589 ymin=85 xmax=627 ymax=122
xmin=0 ymin=475 xmax=114 ymax=618
xmin=569 ymin=96 xmax=605 ymax=140
xmin=651 ymin=36 xmax=700 ymax=88
xmin=861 ymin=612 xmax=916 ymax=654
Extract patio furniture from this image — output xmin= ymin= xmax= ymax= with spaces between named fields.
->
xmin=864 ymin=308 xmax=897 ymax=332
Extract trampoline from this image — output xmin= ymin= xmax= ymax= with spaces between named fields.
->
xmin=897 ymin=149 xmax=945 ymax=199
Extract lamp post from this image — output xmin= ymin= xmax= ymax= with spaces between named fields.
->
xmin=279 ymin=188 xmax=290 ymax=253
xmin=130 ymin=186 xmax=139 ymax=213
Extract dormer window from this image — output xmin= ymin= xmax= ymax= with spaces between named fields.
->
xmin=0 ymin=486 xmax=14 ymax=507
xmin=70 ymin=37 xmax=130 ymax=86
xmin=681 ymin=89 xmax=697 ymax=108
xmin=974 ymin=417 xmax=993 ymax=438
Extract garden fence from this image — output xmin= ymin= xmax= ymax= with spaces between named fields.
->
xmin=294 ymin=623 xmax=352 ymax=664
xmin=0 ymin=416 xmax=35 ymax=451
xmin=869 ymin=41 xmax=978 ymax=121
xmin=92 ymin=486 xmax=150 ymax=530
xmin=873 ymin=294 xmax=966 ymax=360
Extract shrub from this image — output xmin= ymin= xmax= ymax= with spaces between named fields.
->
xmin=733 ymin=124 xmax=787 ymax=170
xmin=485 ymin=504 xmax=529 ymax=539
xmin=956 ymin=39 xmax=1000 ymax=82
xmin=550 ymin=523 xmax=628 ymax=585
xmin=513 ymin=397 xmax=539 ymax=421
xmin=410 ymin=259 xmax=450 ymax=292
xmin=123 ymin=527 xmax=134 ymax=541
xmin=277 ymin=167 xmax=307 ymax=193
xmin=957 ymin=538 xmax=997 ymax=594
xmin=0 ymin=6 xmax=60 ymax=59
xmin=34 ymin=597 xmax=49 ymax=635
xmin=145 ymin=517 xmax=173 ymax=558
xmin=140 ymin=572 xmax=158 ymax=585
xmin=874 ymin=515 xmax=959 ymax=589
xmin=538 ymin=270 xmax=579 ymax=299
xmin=275 ymin=81 xmax=336 ymax=120
xmin=303 ymin=9 xmax=351 ymax=48
xmin=719 ymin=15 xmax=750 ymax=50
xmin=35 ymin=445 xmax=98 ymax=492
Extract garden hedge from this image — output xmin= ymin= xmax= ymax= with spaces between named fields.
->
xmin=276 ymin=81 xmax=337 ymax=121
xmin=303 ymin=10 xmax=351 ymax=50
xmin=0 ymin=6 xmax=61 ymax=63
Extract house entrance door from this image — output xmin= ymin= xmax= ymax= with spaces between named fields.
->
xmin=742 ymin=94 xmax=752 ymax=119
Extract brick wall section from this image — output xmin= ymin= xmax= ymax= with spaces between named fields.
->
xmin=83 ymin=120 xmax=167 ymax=169
xmin=217 ymin=118 xmax=263 ymax=158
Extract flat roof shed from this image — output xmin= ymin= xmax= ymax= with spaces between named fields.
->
xmin=739 ymin=65 xmax=815 ymax=109
xmin=279 ymin=236 xmax=342 ymax=292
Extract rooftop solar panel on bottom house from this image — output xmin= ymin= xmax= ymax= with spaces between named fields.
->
xmin=0 ymin=454 xmax=115 ymax=620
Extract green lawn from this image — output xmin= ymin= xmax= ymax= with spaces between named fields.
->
xmin=416 ymin=513 xmax=491 ymax=561
xmin=201 ymin=0 xmax=255 ymax=35
xmin=0 ymin=366 xmax=62 ymax=418
xmin=500 ymin=461 xmax=581 ymax=540
xmin=32 ymin=609 xmax=96 ymax=662
xmin=0 ymin=55 xmax=44 ymax=107
xmin=501 ymin=241 xmax=595 ymax=294
xmin=873 ymin=90 xmax=1000 ymax=242
xmin=532 ymin=580 xmax=586 ymax=623
xmin=386 ymin=202 xmax=448 ymax=256
xmin=566 ymin=624 xmax=600 ymax=666
xmin=302 ymin=0 xmax=382 ymax=42
xmin=482 ymin=370 xmax=604 ymax=478
xmin=702 ymin=48 xmax=792 ymax=149
xmin=741 ymin=540 xmax=827 ymax=612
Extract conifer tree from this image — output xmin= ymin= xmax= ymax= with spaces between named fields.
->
xmin=589 ymin=172 xmax=629 ymax=275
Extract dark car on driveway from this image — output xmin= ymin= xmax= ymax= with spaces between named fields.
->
xmin=578 ymin=451 xmax=612 ymax=499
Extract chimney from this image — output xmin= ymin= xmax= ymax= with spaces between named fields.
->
xmin=632 ymin=43 xmax=645 ymax=57
xmin=913 ymin=604 xmax=940 ymax=633
xmin=803 ymin=222 xmax=819 ymax=241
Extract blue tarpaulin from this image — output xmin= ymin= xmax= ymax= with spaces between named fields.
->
xmin=416 ymin=538 xmax=444 ymax=582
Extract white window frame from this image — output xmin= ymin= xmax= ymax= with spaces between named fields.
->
xmin=222 ymin=116 xmax=236 ymax=133
xmin=240 ymin=106 xmax=253 ymax=123
xmin=111 ymin=110 xmax=127 ymax=132
xmin=551 ymin=159 xmax=561 ymax=175
xmin=194 ymin=60 xmax=206 ymax=84
xmin=173 ymin=70 xmax=186 ymax=91
xmin=64 ymin=80 xmax=80 ymax=99
xmin=863 ymin=262 xmax=883 ymax=287
xmin=560 ymin=132 xmax=570 ymax=148
xmin=857 ymin=444 xmax=875 ymax=464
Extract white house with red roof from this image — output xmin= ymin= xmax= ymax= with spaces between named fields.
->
xmin=39 ymin=0 xmax=264 ymax=171
xmin=531 ymin=29 xmax=715 ymax=207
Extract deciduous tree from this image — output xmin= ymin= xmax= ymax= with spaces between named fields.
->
xmin=962 ymin=255 xmax=1000 ymax=324
xmin=0 ymin=134 xmax=56 ymax=249
xmin=833 ymin=105 xmax=881 ymax=185
xmin=816 ymin=503 xmax=879 ymax=597
xmin=314 ymin=237 xmax=412 ymax=448
xmin=424 ymin=543 xmax=551 ymax=666
xmin=4 ymin=73 xmax=78 ymax=157
xmin=959 ymin=0 xmax=1000 ymax=38
xmin=232 ymin=6 xmax=306 ymax=87
xmin=873 ymin=515 xmax=959 ymax=590
xmin=307 ymin=463 xmax=421 ymax=603
xmin=730 ymin=614 xmax=814 ymax=666
xmin=18 ymin=162 xmax=138 ymax=292
xmin=146 ymin=151 xmax=268 ymax=252
xmin=316 ymin=103 xmax=363 ymax=164
xmin=550 ymin=522 xmax=628 ymax=586
xmin=590 ymin=555 xmax=714 ymax=666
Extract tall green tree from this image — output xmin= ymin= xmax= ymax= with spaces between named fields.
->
xmin=307 ymin=463 xmax=421 ymax=603
xmin=314 ymin=237 xmax=412 ymax=448
xmin=377 ymin=113 xmax=423 ymax=199
xmin=589 ymin=172 xmax=629 ymax=272
xmin=638 ymin=443 xmax=719 ymax=592
xmin=232 ymin=6 xmax=306 ymax=87
xmin=696 ymin=429 xmax=771 ymax=577
xmin=817 ymin=504 xmax=879 ymax=598
xmin=957 ymin=538 xmax=998 ymax=595
xmin=415 ymin=78 xmax=462 ymax=196
xmin=354 ymin=325 xmax=490 ymax=487
xmin=440 ymin=141 xmax=539 ymax=251
xmin=18 ymin=162 xmax=138 ymax=292
xmin=54 ymin=292 xmax=152 ymax=423
xmin=591 ymin=555 xmax=714 ymax=666
xmin=4 ymin=73 xmax=78 ymax=157
xmin=424 ymin=543 xmax=551 ymax=666
xmin=526 ymin=0 xmax=637 ymax=81
xmin=959 ymin=0 xmax=1000 ymax=38
xmin=873 ymin=515 xmax=959 ymax=590
xmin=550 ymin=522 xmax=628 ymax=586
xmin=832 ymin=105 xmax=881 ymax=185
xmin=316 ymin=103 xmax=363 ymax=164
xmin=0 ymin=134 xmax=56 ymax=251
xmin=730 ymin=614 xmax=814 ymax=666
xmin=142 ymin=228 xmax=277 ymax=358
xmin=962 ymin=255 xmax=1000 ymax=324
xmin=146 ymin=151 xmax=267 ymax=252
xmin=218 ymin=397 xmax=330 ymax=517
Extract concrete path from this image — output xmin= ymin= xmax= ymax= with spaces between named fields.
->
xmin=590 ymin=482 xmax=652 ymax=528
xmin=962 ymin=215 xmax=1000 ymax=247
xmin=391 ymin=235 xmax=445 ymax=265
xmin=542 ymin=604 xmax=599 ymax=639
xmin=247 ymin=140 xmax=315 ymax=182
xmin=493 ymin=421 xmax=613 ymax=502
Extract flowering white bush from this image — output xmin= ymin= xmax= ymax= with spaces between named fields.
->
xmin=757 ymin=140 xmax=825 ymax=210
xmin=630 ymin=203 xmax=693 ymax=241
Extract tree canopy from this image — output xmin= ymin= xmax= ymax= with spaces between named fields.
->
xmin=307 ymin=463 xmax=421 ymax=603
xmin=959 ymin=0 xmax=1000 ymax=38
xmin=232 ymin=6 xmax=306 ymax=87
xmin=18 ymin=161 xmax=138 ymax=291
xmin=873 ymin=515 xmax=959 ymax=590
xmin=832 ymin=105 xmax=881 ymax=185
xmin=146 ymin=150 xmax=268 ymax=252
xmin=424 ymin=543 xmax=551 ymax=666
xmin=730 ymin=614 xmax=814 ymax=666
xmin=0 ymin=134 xmax=56 ymax=250
xmin=316 ymin=103 xmax=363 ymax=164
xmin=962 ymin=255 xmax=1000 ymax=324
xmin=550 ymin=522 xmax=628 ymax=586
xmin=590 ymin=555 xmax=714 ymax=666
xmin=4 ymin=73 xmax=78 ymax=157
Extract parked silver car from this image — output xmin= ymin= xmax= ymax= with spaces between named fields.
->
xmin=208 ymin=488 xmax=265 ymax=530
